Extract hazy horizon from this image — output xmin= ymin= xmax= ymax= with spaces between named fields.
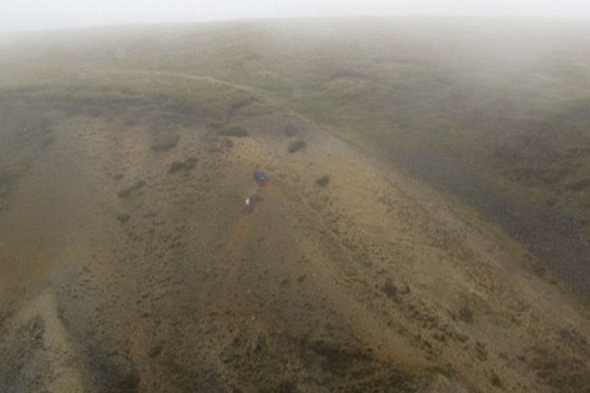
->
xmin=2 ymin=0 xmax=590 ymax=33
xmin=2 ymin=4 xmax=590 ymax=392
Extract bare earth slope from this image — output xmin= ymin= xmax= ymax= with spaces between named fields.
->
xmin=0 ymin=76 xmax=589 ymax=393
xmin=3 ymin=19 xmax=590 ymax=301
xmin=0 ymin=24 xmax=590 ymax=393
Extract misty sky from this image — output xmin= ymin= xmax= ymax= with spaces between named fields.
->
xmin=2 ymin=0 xmax=590 ymax=33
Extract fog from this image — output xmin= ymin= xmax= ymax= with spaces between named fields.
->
xmin=2 ymin=0 xmax=590 ymax=33
xmin=3 ymin=2 xmax=590 ymax=390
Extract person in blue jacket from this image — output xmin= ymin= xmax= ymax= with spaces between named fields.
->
xmin=253 ymin=167 xmax=267 ymax=186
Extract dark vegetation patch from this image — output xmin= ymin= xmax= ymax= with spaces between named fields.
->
xmin=283 ymin=124 xmax=299 ymax=137
xmin=565 ymin=178 xmax=590 ymax=192
xmin=529 ymin=258 xmax=547 ymax=277
xmin=228 ymin=96 xmax=260 ymax=117
xmin=315 ymin=175 xmax=330 ymax=187
xmin=294 ymin=337 xmax=422 ymax=392
xmin=287 ymin=139 xmax=306 ymax=153
xmin=148 ymin=344 xmax=163 ymax=358
xmin=45 ymin=88 xmax=153 ymax=119
xmin=559 ymin=327 xmax=590 ymax=357
xmin=158 ymin=355 xmax=227 ymax=393
xmin=530 ymin=348 xmax=590 ymax=393
xmin=168 ymin=157 xmax=198 ymax=174
xmin=0 ymin=101 xmax=56 ymax=213
xmin=116 ymin=213 xmax=131 ymax=223
xmin=475 ymin=342 xmax=488 ymax=361
xmin=86 ymin=348 xmax=140 ymax=393
xmin=41 ymin=135 xmax=55 ymax=148
xmin=150 ymin=133 xmax=180 ymax=152
xmin=0 ymin=169 xmax=20 ymax=202
xmin=118 ymin=180 xmax=146 ymax=198
xmin=458 ymin=305 xmax=474 ymax=324
xmin=217 ymin=124 xmax=248 ymax=137
xmin=382 ymin=281 xmax=399 ymax=300
xmin=308 ymin=339 xmax=373 ymax=376
xmin=0 ymin=84 xmax=233 ymax=134
xmin=43 ymin=86 xmax=197 ymax=122
xmin=489 ymin=372 xmax=503 ymax=387
xmin=0 ymin=100 xmax=54 ymax=152
xmin=270 ymin=380 xmax=296 ymax=393
xmin=187 ymin=370 xmax=225 ymax=393
xmin=218 ymin=329 xmax=422 ymax=393
xmin=0 ymin=306 xmax=6 ymax=331
xmin=206 ymin=119 xmax=225 ymax=130
xmin=26 ymin=317 xmax=45 ymax=347
xmin=0 ymin=317 xmax=46 ymax=392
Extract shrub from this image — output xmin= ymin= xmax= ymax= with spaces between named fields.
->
xmin=287 ymin=139 xmax=306 ymax=153
xmin=315 ymin=175 xmax=330 ymax=187
xmin=217 ymin=124 xmax=248 ymax=137
xmin=150 ymin=134 xmax=179 ymax=152
xmin=284 ymin=124 xmax=299 ymax=137
xmin=118 ymin=180 xmax=146 ymax=198
xmin=168 ymin=157 xmax=198 ymax=174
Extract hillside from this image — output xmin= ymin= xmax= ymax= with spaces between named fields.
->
xmin=1 ymin=19 xmax=590 ymax=393
xmin=3 ymin=18 xmax=590 ymax=300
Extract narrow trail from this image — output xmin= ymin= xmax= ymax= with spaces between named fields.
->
xmin=97 ymin=69 xmax=258 ymax=94
xmin=221 ymin=178 xmax=299 ymax=294
xmin=223 ymin=206 xmax=256 ymax=290
xmin=95 ymin=67 xmax=343 ymax=144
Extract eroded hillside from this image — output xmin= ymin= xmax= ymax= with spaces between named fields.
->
xmin=1 ymin=21 xmax=590 ymax=393
xmin=3 ymin=19 xmax=590 ymax=300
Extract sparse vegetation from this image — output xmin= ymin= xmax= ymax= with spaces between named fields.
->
xmin=283 ymin=124 xmax=299 ymax=137
xmin=287 ymin=139 xmax=306 ymax=153
xmin=382 ymin=281 xmax=399 ymax=300
xmin=458 ymin=305 xmax=474 ymax=324
xmin=1 ymin=19 xmax=590 ymax=393
xmin=116 ymin=213 xmax=131 ymax=223
xmin=0 ymin=167 xmax=25 ymax=212
xmin=168 ymin=157 xmax=198 ymax=174
xmin=206 ymin=119 xmax=224 ymax=129
xmin=490 ymin=372 xmax=503 ymax=387
xmin=217 ymin=124 xmax=248 ymax=137
xmin=530 ymin=348 xmax=590 ymax=392
xmin=0 ymin=171 xmax=19 ymax=197
xmin=228 ymin=96 xmax=259 ymax=117
xmin=150 ymin=133 xmax=180 ymax=152
xmin=118 ymin=180 xmax=146 ymax=198
xmin=308 ymin=339 xmax=371 ymax=375
xmin=315 ymin=175 xmax=330 ymax=187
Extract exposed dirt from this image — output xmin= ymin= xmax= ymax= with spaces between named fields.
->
xmin=0 ymin=87 xmax=589 ymax=393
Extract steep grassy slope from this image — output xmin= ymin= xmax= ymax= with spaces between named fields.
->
xmin=1 ymin=20 xmax=590 ymax=393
